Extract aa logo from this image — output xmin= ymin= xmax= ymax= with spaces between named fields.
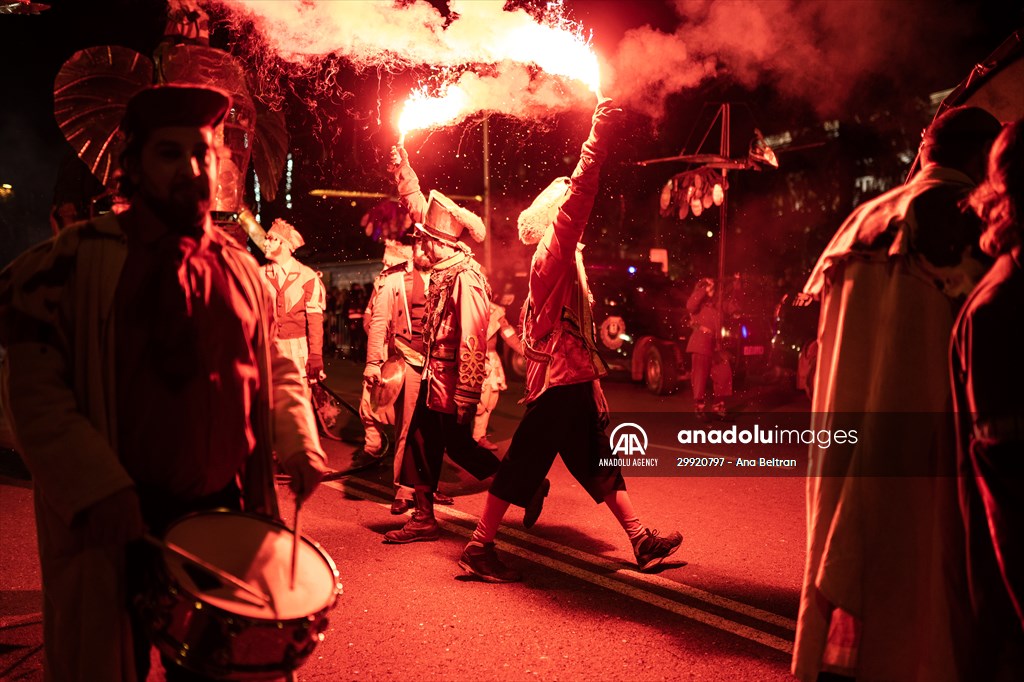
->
xmin=609 ymin=423 xmax=648 ymax=456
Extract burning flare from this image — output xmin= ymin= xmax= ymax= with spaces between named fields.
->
xmin=217 ymin=0 xmax=601 ymax=139
xmin=396 ymin=6 xmax=602 ymax=138
xmin=498 ymin=20 xmax=601 ymax=94
xmin=398 ymin=85 xmax=469 ymax=144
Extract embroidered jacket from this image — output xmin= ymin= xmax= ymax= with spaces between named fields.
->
xmin=392 ymin=152 xmax=490 ymax=413
xmin=422 ymin=252 xmax=490 ymax=414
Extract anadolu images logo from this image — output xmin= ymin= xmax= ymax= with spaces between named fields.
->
xmin=609 ymin=423 xmax=648 ymax=456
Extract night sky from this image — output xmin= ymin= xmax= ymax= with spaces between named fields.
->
xmin=1 ymin=0 xmax=1021 ymax=280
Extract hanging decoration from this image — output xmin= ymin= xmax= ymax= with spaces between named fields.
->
xmin=659 ymin=167 xmax=728 ymax=219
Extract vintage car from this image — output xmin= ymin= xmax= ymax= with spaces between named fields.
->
xmin=495 ymin=265 xmax=776 ymax=396
xmin=588 ymin=267 xmax=776 ymax=396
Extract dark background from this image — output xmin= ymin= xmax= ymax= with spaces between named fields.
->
xmin=1 ymin=0 xmax=1021 ymax=284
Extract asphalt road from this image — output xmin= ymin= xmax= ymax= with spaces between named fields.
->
xmin=0 ymin=358 xmax=810 ymax=681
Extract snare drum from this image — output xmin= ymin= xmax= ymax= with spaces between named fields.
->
xmin=141 ymin=510 xmax=341 ymax=680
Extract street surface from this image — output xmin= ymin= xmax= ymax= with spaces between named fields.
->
xmin=0 ymin=358 xmax=810 ymax=681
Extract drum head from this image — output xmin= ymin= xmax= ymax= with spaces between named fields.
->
xmin=164 ymin=510 xmax=338 ymax=620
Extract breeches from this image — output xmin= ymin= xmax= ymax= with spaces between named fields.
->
xmin=473 ymin=382 xmax=500 ymax=440
xmin=490 ymin=382 xmax=626 ymax=508
xmin=275 ymin=336 xmax=309 ymax=380
xmin=401 ymin=383 xmax=500 ymax=490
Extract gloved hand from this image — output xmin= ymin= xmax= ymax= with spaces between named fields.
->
xmin=573 ymin=98 xmax=624 ymax=188
xmin=388 ymin=145 xmax=409 ymax=174
xmin=363 ymin=363 xmax=381 ymax=387
xmin=278 ymin=451 xmax=330 ymax=505
xmin=306 ymin=354 xmax=324 ymax=382
xmin=79 ymin=487 xmax=144 ymax=547
xmin=586 ymin=97 xmax=624 ymax=151
xmin=456 ymin=402 xmax=477 ymax=426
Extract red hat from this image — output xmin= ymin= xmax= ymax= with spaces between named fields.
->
xmin=119 ymin=84 xmax=230 ymax=138
xmin=268 ymin=218 xmax=305 ymax=251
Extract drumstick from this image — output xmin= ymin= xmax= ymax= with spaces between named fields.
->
xmin=290 ymin=500 xmax=302 ymax=591
xmin=143 ymin=533 xmax=272 ymax=606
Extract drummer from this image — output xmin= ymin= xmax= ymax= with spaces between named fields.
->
xmin=0 ymin=84 xmax=329 ymax=681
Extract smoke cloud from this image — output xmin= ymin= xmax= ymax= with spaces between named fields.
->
xmin=607 ymin=26 xmax=714 ymax=119
xmin=211 ymin=0 xmax=987 ymax=126
xmin=611 ymin=0 xmax=979 ymax=117
xmin=213 ymin=0 xmax=600 ymax=123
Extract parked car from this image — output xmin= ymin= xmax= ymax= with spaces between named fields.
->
xmin=495 ymin=264 xmax=776 ymax=397
xmin=589 ymin=263 xmax=692 ymax=395
xmin=494 ymin=263 xmax=690 ymax=392
xmin=590 ymin=268 xmax=776 ymax=396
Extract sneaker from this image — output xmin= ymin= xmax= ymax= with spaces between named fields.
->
xmin=382 ymin=512 xmax=440 ymax=543
xmin=694 ymin=402 xmax=709 ymax=422
xmin=477 ymin=437 xmax=500 ymax=452
xmin=712 ymin=401 xmax=729 ymax=421
xmin=523 ymin=478 xmax=550 ymax=529
xmin=632 ymin=528 xmax=683 ymax=572
xmin=433 ymin=491 xmax=456 ymax=505
xmin=458 ymin=542 xmax=522 ymax=583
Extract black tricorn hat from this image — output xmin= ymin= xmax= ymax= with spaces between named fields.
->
xmin=119 ymin=84 xmax=230 ymax=138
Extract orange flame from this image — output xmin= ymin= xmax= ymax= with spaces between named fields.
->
xmin=398 ymin=43 xmax=599 ymax=138
xmin=398 ymin=85 xmax=470 ymax=142
xmin=498 ymin=21 xmax=600 ymax=93
xmin=394 ymin=3 xmax=601 ymax=139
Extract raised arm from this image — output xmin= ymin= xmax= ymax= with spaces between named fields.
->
xmin=389 ymin=145 xmax=428 ymax=224
xmin=547 ymin=98 xmax=622 ymax=259
xmin=687 ymin=279 xmax=712 ymax=314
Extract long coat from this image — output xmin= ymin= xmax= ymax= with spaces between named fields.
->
xmin=0 ymin=213 xmax=324 ymax=681
xmin=793 ymin=164 xmax=987 ymax=681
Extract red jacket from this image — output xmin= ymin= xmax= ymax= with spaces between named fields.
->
xmin=264 ymin=260 xmax=325 ymax=357
xmin=521 ymin=104 xmax=615 ymax=403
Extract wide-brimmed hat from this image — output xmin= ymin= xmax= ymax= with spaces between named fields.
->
xmin=414 ymin=190 xmax=486 ymax=244
xmin=268 ymin=218 xmax=305 ymax=251
xmin=120 ymin=84 xmax=230 ymax=138
xmin=517 ymin=177 xmax=571 ymax=245
xmin=370 ymin=355 xmax=405 ymax=411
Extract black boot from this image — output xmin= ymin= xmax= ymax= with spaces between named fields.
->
xmin=383 ymin=488 xmax=440 ymax=543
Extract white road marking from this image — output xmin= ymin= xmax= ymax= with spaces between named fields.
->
xmin=329 ymin=478 xmax=795 ymax=654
